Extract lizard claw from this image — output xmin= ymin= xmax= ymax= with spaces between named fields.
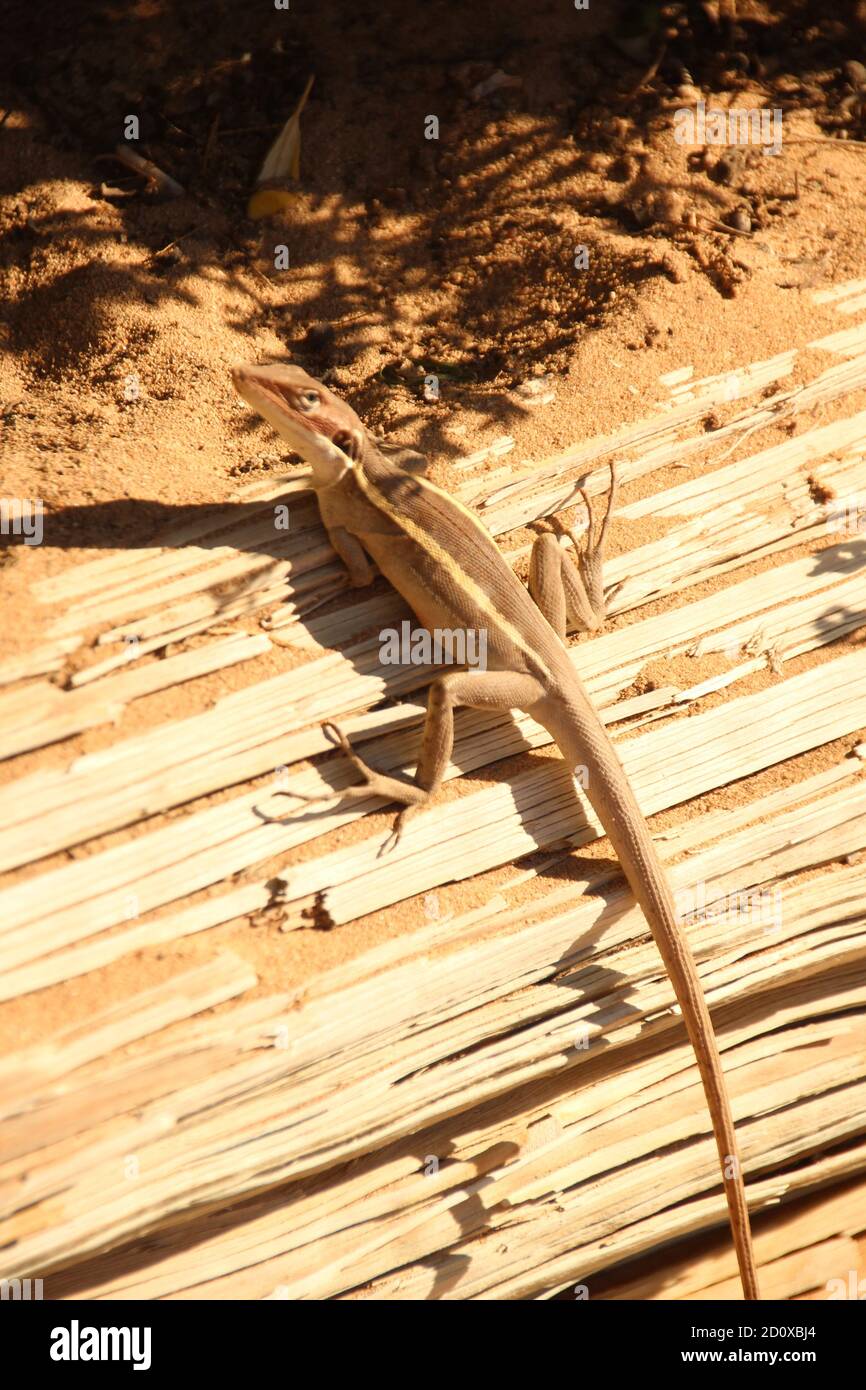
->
xmin=251 ymin=724 xmax=365 ymax=823
xmin=322 ymin=720 xmax=431 ymax=814
xmin=252 ymin=784 xmax=339 ymax=824
xmin=376 ymin=802 xmax=424 ymax=857
xmin=563 ymin=462 xmax=618 ymax=624
xmin=322 ymin=719 xmax=352 ymax=754
xmin=247 ymin=722 xmax=431 ymax=848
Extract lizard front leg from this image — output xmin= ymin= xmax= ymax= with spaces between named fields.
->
xmin=327 ymin=524 xmax=376 ymax=587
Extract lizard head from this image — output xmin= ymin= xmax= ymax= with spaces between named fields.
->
xmin=231 ymin=363 xmax=366 ymax=487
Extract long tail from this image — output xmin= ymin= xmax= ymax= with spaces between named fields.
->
xmin=548 ymin=692 xmax=760 ymax=1299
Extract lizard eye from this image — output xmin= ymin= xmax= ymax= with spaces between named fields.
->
xmin=299 ymin=389 xmax=319 ymax=411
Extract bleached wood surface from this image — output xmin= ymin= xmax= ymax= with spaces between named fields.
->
xmin=3 ymin=280 xmax=866 ymax=1297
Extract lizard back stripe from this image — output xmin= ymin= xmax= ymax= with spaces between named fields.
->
xmin=351 ymin=462 xmax=555 ymax=681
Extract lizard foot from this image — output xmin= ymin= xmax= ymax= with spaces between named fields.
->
xmin=252 ymin=722 xmax=432 ymax=830
xmin=322 ymin=720 xmax=431 ymax=811
xmin=554 ymin=460 xmax=619 ymax=625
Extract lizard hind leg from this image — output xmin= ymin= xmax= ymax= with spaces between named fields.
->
xmin=529 ymin=461 xmax=619 ymax=636
xmin=325 ymin=670 xmax=544 ymax=853
xmin=573 ymin=458 xmax=618 ymax=625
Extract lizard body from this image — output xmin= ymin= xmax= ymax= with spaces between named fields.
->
xmin=232 ymin=362 xmax=760 ymax=1300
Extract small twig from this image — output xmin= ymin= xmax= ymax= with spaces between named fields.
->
xmin=149 ymin=227 xmax=201 ymax=260
xmin=103 ymin=144 xmax=185 ymax=199
xmin=98 ymin=182 xmax=138 ymax=201
xmin=218 ymin=124 xmax=284 ymax=137
xmin=714 ymin=396 xmax=797 ymax=465
xmin=158 ymin=113 xmax=194 ymax=141
xmin=202 ymin=114 xmax=220 ymax=175
xmin=626 ymin=43 xmax=667 ymax=100
xmin=249 ymin=263 xmax=276 ymax=288
xmin=696 ymin=213 xmax=751 ymax=238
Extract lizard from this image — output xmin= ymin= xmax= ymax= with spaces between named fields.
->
xmin=231 ymin=361 xmax=760 ymax=1300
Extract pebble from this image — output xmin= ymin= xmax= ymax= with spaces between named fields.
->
xmin=513 ymin=374 xmax=556 ymax=406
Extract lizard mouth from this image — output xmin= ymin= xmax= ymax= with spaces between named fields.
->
xmin=231 ymin=368 xmax=317 ymax=444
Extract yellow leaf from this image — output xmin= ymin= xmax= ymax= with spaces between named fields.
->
xmin=248 ymin=74 xmax=315 ymax=219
